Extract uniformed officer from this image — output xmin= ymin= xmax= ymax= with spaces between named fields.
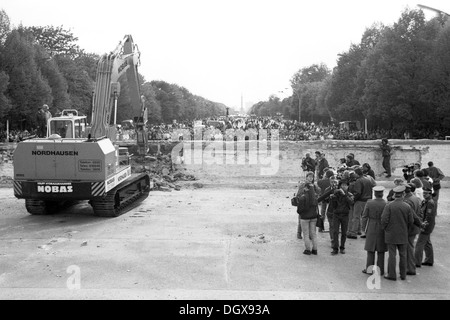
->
xmin=381 ymin=185 xmax=414 ymax=281
xmin=362 ymin=186 xmax=388 ymax=275
xmin=414 ymin=187 xmax=437 ymax=267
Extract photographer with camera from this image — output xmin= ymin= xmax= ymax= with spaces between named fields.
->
xmin=414 ymin=188 xmax=436 ymax=268
xmin=327 ymin=179 xmax=354 ymax=255
xmin=317 ymin=175 xmax=340 ymax=246
xmin=403 ymin=163 xmax=421 ymax=183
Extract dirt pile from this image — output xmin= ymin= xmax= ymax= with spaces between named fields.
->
xmin=132 ymin=154 xmax=197 ymax=192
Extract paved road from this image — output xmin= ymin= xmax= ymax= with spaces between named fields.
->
xmin=0 ymin=185 xmax=449 ymax=300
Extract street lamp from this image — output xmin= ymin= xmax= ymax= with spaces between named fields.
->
xmin=417 ymin=4 xmax=450 ymax=17
xmin=293 ymin=87 xmax=301 ymax=123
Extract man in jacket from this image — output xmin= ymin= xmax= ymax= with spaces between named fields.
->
xmin=427 ymin=161 xmax=445 ymax=214
xmin=297 ymin=172 xmax=320 ymax=255
xmin=362 ymin=186 xmax=388 ymax=275
xmin=328 ymin=179 xmax=354 ymax=255
xmin=403 ymin=183 xmax=423 ymax=275
xmin=317 ymin=176 xmax=339 ymax=246
xmin=346 ymin=154 xmax=360 ymax=167
xmin=317 ymin=170 xmax=335 ymax=232
xmin=301 ymin=153 xmax=316 ymax=175
xmin=348 ymin=168 xmax=373 ymax=239
xmin=380 ymin=138 xmax=392 ymax=177
xmin=315 ymin=151 xmax=329 ymax=180
xmin=381 ymin=185 xmax=414 ymax=281
xmin=414 ymin=188 xmax=437 ymax=267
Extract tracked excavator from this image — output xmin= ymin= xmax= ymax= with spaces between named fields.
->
xmin=13 ymin=35 xmax=150 ymax=217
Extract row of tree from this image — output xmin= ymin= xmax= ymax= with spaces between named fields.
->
xmin=250 ymin=9 xmax=450 ymax=133
xmin=0 ymin=9 xmax=228 ymax=131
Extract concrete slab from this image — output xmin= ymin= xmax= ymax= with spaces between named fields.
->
xmin=0 ymin=187 xmax=449 ymax=300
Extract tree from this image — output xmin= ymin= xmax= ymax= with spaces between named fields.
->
xmin=429 ymin=20 xmax=450 ymax=128
xmin=35 ymin=45 xmax=70 ymax=111
xmin=25 ymin=25 xmax=81 ymax=58
xmin=325 ymin=24 xmax=385 ymax=122
xmin=356 ymin=9 xmax=433 ymax=129
xmin=0 ymin=71 xmax=11 ymax=119
xmin=2 ymin=28 xmax=52 ymax=129
xmin=290 ymin=63 xmax=331 ymax=122
xmin=0 ymin=9 xmax=11 ymax=45
xmin=54 ymin=54 xmax=95 ymax=117
xmin=290 ymin=63 xmax=330 ymax=88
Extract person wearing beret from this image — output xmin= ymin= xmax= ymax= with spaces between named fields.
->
xmin=362 ymin=186 xmax=388 ymax=275
xmin=403 ymin=183 xmax=423 ymax=275
xmin=381 ymin=185 xmax=414 ymax=281
xmin=414 ymin=188 xmax=437 ymax=268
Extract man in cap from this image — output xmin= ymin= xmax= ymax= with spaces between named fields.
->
xmin=403 ymin=183 xmax=423 ymax=275
xmin=381 ymin=185 xmax=414 ymax=280
xmin=414 ymin=188 xmax=437 ymax=268
xmin=387 ymin=178 xmax=404 ymax=202
xmin=362 ymin=186 xmax=388 ymax=275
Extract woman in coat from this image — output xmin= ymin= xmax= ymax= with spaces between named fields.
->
xmin=361 ymin=186 xmax=388 ymax=275
xmin=297 ymin=171 xmax=320 ymax=255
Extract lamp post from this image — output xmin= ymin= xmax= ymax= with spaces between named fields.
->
xmin=293 ymin=87 xmax=301 ymax=123
xmin=417 ymin=4 xmax=450 ymax=17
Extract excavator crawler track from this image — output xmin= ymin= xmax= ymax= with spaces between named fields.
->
xmin=90 ymin=173 xmax=150 ymax=217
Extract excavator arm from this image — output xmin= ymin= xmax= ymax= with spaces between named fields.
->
xmin=90 ymin=35 xmax=148 ymax=154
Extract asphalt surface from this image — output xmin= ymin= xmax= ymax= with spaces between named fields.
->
xmin=0 ymin=180 xmax=449 ymax=300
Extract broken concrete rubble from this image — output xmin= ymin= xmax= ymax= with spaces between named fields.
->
xmin=132 ymin=153 xmax=196 ymax=192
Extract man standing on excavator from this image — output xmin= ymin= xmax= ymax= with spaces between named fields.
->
xmin=37 ymin=104 xmax=52 ymax=137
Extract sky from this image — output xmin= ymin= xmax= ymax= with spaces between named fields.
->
xmin=1 ymin=0 xmax=449 ymax=111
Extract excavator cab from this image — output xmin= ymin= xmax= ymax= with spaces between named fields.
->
xmin=48 ymin=115 xmax=88 ymax=139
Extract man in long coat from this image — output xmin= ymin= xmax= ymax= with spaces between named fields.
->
xmin=362 ymin=186 xmax=388 ymax=275
xmin=403 ymin=183 xmax=423 ymax=275
xmin=381 ymin=185 xmax=414 ymax=281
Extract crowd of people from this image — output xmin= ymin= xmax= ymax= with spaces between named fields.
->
xmin=145 ymin=116 xmax=448 ymax=141
xmin=1 ymin=115 xmax=448 ymax=143
xmin=295 ymin=152 xmax=444 ymax=281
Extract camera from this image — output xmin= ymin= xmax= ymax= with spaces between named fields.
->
xmin=402 ymin=164 xmax=415 ymax=174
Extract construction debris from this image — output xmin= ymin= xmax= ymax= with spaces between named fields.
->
xmin=132 ymin=153 xmax=197 ymax=191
